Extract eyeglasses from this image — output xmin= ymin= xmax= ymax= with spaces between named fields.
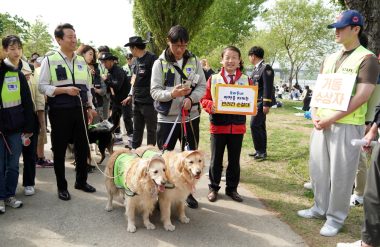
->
xmin=170 ymin=43 xmax=188 ymax=49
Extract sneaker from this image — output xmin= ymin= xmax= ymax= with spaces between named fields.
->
xmin=114 ymin=138 xmax=124 ymax=145
xmin=350 ymin=194 xmax=363 ymax=207
xmin=24 ymin=186 xmax=35 ymax=196
xmin=5 ymin=197 xmax=23 ymax=208
xmin=336 ymin=240 xmax=362 ymax=247
xmin=303 ymin=182 xmax=312 ymax=190
xmin=36 ymin=158 xmax=54 ymax=168
xmin=320 ymin=224 xmax=340 ymax=237
xmin=297 ymin=208 xmax=324 ymax=219
xmin=221 ymin=176 xmax=226 ymax=182
xmin=0 ymin=200 xmax=5 ymax=214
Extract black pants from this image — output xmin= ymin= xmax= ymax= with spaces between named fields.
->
xmin=22 ymin=114 xmax=39 ymax=187
xmin=209 ymin=133 xmax=243 ymax=193
xmin=49 ymin=108 xmax=89 ymax=191
xmin=250 ymin=106 xmax=267 ymax=154
xmin=132 ymin=103 xmax=157 ymax=149
xmin=156 ymin=117 xmax=200 ymax=151
xmin=362 ymin=144 xmax=380 ymax=246
xmin=112 ymin=104 xmax=133 ymax=136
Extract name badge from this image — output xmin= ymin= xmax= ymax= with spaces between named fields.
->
xmin=77 ymin=64 xmax=84 ymax=71
xmin=4 ymin=76 xmax=17 ymax=83
xmin=7 ymin=83 xmax=18 ymax=92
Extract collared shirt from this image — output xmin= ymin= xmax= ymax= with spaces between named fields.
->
xmin=254 ymin=59 xmax=264 ymax=71
xmin=38 ymin=49 xmax=93 ymax=106
xmin=223 ymin=70 xmax=236 ymax=84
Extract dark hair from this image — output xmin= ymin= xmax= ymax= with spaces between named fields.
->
xmin=81 ymin=45 xmax=97 ymax=65
xmin=222 ymin=45 xmax=244 ymax=71
xmin=167 ymin=25 xmax=189 ymax=43
xmin=130 ymin=44 xmax=146 ymax=50
xmin=248 ymin=46 xmax=264 ymax=59
xmin=98 ymin=45 xmax=110 ymax=53
xmin=125 ymin=53 xmax=133 ymax=59
xmin=54 ymin=23 xmax=75 ymax=39
xmin=2 ymin=35 xmax=23 ymax=49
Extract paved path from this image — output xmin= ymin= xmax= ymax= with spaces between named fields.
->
xmin=0 ymin=138 xmax=308 ymax=247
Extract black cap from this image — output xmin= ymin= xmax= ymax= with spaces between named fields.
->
xmin=98 ymin=52 xmax=117 ymax=61
xmin=124 ymin=36 xmax=148 ymax=47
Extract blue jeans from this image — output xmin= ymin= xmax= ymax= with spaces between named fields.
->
xmin=0 ymin=132 xmax=22 ymax=200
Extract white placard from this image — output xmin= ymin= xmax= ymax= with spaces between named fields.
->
xmin=310 ymin=73 xmax=356 ymax=111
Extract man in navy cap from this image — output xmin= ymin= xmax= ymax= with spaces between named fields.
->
xmin=297 ymin=9 xmax=380 ymax=237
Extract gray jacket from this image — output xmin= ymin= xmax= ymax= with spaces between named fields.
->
xmin=150 ymin=51 xmax=206 ymax=123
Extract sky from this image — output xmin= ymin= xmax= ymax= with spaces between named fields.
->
xmin=0 ymin=0 xmax=136 ymax=49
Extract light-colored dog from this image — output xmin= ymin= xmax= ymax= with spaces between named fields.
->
xmin=159 ymin=150 xmax=205 ymax=231
xmin=104 ymin=148 xmax=168 ymax=232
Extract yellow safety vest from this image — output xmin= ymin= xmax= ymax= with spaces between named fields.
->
xmin=210 ymin=72 xmax=250 ymax=100
xmin=317 ymin=46 xmax=374 ymax=125
xmin=160 ymin=57 xmax=197 ymax=82
xmin=1 ymin=71 xmax=21 ymax=108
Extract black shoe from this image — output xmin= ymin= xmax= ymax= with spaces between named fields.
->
xmin=226 ymin=191 xmax=243 ymax=202
xmin=248 ymin=152 xmax=258 ymax=157
xmin=58 ymin=190 xmax=71 ymax=201
xmin=74 ymin=183 xmax=96 ymax=193
xmin=185 ymin=194 xmax=198 ymax=209
xmin=254 ymin=153 xmax=267 ymax=160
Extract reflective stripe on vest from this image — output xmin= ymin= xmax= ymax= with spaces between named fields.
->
xmin=1 ymin=71 xmax=22 ymax=108
xmin=48 ymin=52 xmax=88 ymax=86
xmin=210 ymin=72 xmax=250 ymax=100
xmin=161 ymin=57 xmax=197 ymax=82
xmin=317 ymin=46 xmax=374 ymax=125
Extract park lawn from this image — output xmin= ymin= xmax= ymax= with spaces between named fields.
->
xmin=198 ymin=99 xmax=363 ymax=247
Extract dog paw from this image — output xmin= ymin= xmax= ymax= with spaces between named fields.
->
xmin=105 ymin=205 xmax=113 ymax=212
xmin=180 ymin=216 xmax=190 ymax=224
xmin=145 ymin=222 xmax=155 ymax=230
xmin=164 ymin=224 xmax=175 ymax=231
xmin=127 ymin=225 xmax=137 ymax=233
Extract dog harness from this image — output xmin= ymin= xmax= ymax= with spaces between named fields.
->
xmin=114 ymin=153 xmax=137 ymax=190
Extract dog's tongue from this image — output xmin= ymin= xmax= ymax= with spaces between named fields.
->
xmin=158 ymin=185 xmax=166 ymax=192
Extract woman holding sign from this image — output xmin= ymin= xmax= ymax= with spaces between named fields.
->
xmin=200 ymin=46 xmax=253 ymax=203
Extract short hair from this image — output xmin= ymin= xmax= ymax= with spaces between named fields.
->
xmin=167 ymin=25 xmax=189 ymax=43
xmin=130 ymin=44 xmax=146 ymax=50
xmin=2 ymin=35 xmax=22 ymax=49
xmin=248 ymin=46 xmax=264 ymax=59
xmin=358 ymin=31 xmax=368 ymax=48
xmin=98 ymin=45 xmax=110 ymax=53
xmin=54 ymin=23 xmax=75 ymax=39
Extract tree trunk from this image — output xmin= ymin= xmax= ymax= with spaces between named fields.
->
xmin=345 ymin=0 xmax=380 ymax=55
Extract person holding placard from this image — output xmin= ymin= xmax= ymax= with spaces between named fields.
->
xmin=200 ymin=46 xmax=253 ymax=203
xmin=297 ymin=10 xmax=380 ymax=237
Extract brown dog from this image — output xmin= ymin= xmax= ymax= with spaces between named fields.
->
xmin=104 ymin=148 xmax=168 ymax=232
xmin=159 ymin=150 xmax=205 ymax=231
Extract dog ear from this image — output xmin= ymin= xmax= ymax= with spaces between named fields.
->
xmin=136 ymin=159 xmax=149 ymax=181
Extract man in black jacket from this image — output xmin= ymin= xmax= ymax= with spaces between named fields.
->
xmin=248 ymin=46 xmax=274 ymax=160
xmin=123 ymin=36 xmax=158 ymax=149
xmin=99 ymin=52 xmax=133 ymax=139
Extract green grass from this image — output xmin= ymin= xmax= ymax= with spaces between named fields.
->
xmin=198 ymin=99 xmax=363 ymax=247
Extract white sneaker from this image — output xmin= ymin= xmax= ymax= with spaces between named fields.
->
xmin=336 ymin=240 xmax=362 ymax=247
xmin=0 ymin=200 xmax=5 ymax=214
xmin=303 ymin=182 xmax=312 ymax=190
xmin=350 ymin=194 xmax=363 ymax=207
xmin=5 ymin=197 xmax=23 ymax=208
xmin=297 ymin=208 xmax=324 ymax=219
xmin=320 ymin=224 xmax=340 ymax=237
xmin=24 ymin=186 xmax=35 ymax=196
xmin=221 ymin=176 xmax=226 ymax=182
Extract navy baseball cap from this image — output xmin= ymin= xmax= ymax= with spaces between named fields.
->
xmin=327 ymin=10 xmax=364 ymax=29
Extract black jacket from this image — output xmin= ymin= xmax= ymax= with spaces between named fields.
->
xmin=107 ymin=64 xmax=130 ymax=106
xmin=0 ymin=61 xmax=34 ymax=133
xmin=133 ymin=51 xmax=157 ymax=104
xmin=251 ymin=62 xmax=274 ymax=107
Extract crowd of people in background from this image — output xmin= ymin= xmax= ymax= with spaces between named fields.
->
xmin=1 ymin=8 xmax=380 ymax=247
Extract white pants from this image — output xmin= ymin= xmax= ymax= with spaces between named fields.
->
xmin=309 ymin=123 xmax=364 ymax=228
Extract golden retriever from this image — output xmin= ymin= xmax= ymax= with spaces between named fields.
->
xmin=104 ymin=148 xmax=168 ymax=232
xmin=159 ymin=150 xmax=205 ymax=231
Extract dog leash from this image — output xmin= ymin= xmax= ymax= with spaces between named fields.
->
xmin=162 ymin=110 xmax=182 ymax=153
xmin=0 ymin=132 xmax=12 ymax=155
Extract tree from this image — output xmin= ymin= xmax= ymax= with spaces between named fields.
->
xmin=133 ymin=0 xmax=214 ymax=52
xmin=23 ymin=17 xmax=54 ymax=58
xmin=190 ymin=0 xmax=264 ymax=57
xmin=262 ymin=0 xmax=336 ymax=88
xmin=0 ymin=12 xmax=30 ymax=40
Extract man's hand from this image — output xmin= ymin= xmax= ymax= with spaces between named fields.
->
xmin=362 ymin=123 xmax=378 ymax=153
xmin=87 ymin=109 xmax=97 ymax=124
xmin=183 ymin=97 xmax=192 ymax=110
xmin=66 ymin=87 xmax=81 ymax=96
xmin=121 ymin=96 xmax=132 ymax=106
xmin=171 ymin=85 xmax=191 ymax=98
xmin=263 ymin=106 xmax=270 ymax=114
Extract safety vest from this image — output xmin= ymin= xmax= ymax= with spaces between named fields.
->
xmin=47 ymin=51 xmax=89 ymax=108
xmin=317 ymin=46 xmax=374 ymax=125
xmin=114 ymin=153 xmax=137 ymax=189
xmin=160 ymin=56 xmax=198 ymax=83
xmin=1 ymin=71 xmax=21 ymax=108
xmin=210 ymin=72 xmax=250 ymax=100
